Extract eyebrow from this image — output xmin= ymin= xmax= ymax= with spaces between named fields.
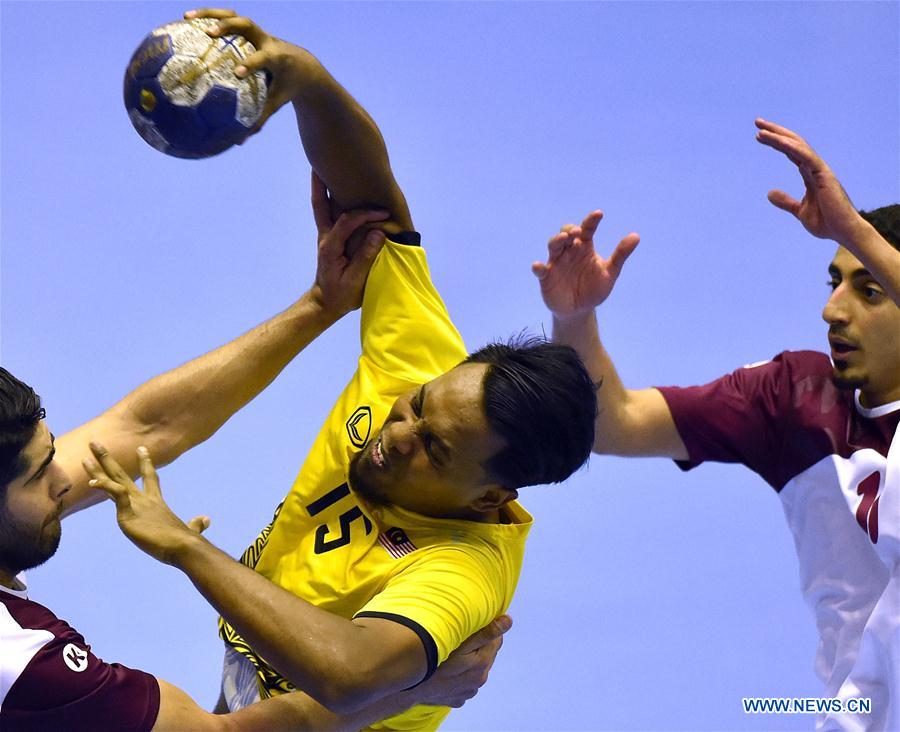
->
xmin=25 ymin=433 xmax=56 ymax=484
xmin=419 ymin=384 xmax=452 ymax=461
xmin=829 ymin=264 xmax=873 ymax=280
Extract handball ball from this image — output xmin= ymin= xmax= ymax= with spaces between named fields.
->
xmin=123 ymin=18 xmax=267 ymax=159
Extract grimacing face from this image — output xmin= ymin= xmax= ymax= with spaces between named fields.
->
xmin=0 ymin=421 xmax=71 ymax=581
xmin=349 ymin=362 xmax=515 ymax=521
xmin=823 ymin=247 xmax=900 ymax=407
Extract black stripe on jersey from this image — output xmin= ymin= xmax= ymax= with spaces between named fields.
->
xmin=387 ymin=231 xmax=421 ymax=247
xmin=306 ymin=484 xmax=351 ymax=516
xmin=353 ymin=611 xmax=438 ymax=682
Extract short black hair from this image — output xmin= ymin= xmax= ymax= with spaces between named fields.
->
xmin=859 ymin=204 xmax=900 ymax=252
xmin=464 ymin=335 xmax=597 ymax=489
xmin=0 ymin=368 xmax=45 ymax=492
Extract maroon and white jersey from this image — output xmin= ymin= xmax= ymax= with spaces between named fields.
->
xmin=0 ymin=579 xmax=160 ymax=731
xmin=659 ymin=350 xmax=900 ymax=732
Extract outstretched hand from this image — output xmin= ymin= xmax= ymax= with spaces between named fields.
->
xmin=309 ymin=172 xmax=387 ymax=316
xmin=532 ymin=211 xmax=639 ymax=320
xmin=415 ymin=616 xmax=512 ymax=708
xmin=755 ymin=118 xmax=868 ymax=245
xmin=82 ymin=444 xmax=209 ymax=566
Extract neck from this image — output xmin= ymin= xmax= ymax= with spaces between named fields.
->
xmin=859 ymin=384 xmax=900 ymax=409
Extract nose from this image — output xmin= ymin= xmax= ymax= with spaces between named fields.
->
xmin=383 ymin=419 xmax=416 ymax=458
xmin=822 ymin=285 xmax=849 ymax=326
xmin=47 ymin=461 xmax=72 ymax=500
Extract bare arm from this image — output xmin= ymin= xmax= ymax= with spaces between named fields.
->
xmin=153 ymin=615 xmax=508 ymax=730
xmin=756 ymin=118 xmax=900 ymax=305
xmin=57 ymin=206 xmax=388 ymax=517
xmin=86 ymin=446 xmax=429 ymax=715
xmin=154 ymin=674 xmax=436 ymax=731
xmin=191 ymin=9 xmax=413 ymax=232
xmin=533 ymin=213 xmax=688 ymax=459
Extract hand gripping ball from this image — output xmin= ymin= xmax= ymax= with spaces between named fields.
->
xmin=124 ymin=18 xmax=267 ymax=159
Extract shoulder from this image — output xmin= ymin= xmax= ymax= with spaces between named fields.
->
xmin=0 ymin=594 xmax=160 ymax=731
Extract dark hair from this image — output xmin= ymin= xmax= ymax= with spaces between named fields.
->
xmin=464 ymin=335 xmax=597 ymax=489
xmin=0 ymin=368 xmax=45 ymax=492
xmin=859 ymin=205 xmax=900 ymax=252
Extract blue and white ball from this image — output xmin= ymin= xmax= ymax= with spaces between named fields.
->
xmin=124 ymin=18 xmax=267 ymax=159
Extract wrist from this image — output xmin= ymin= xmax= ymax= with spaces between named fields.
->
xmin=167 ymin=530 xmax=209 ymax=569
xmin=838 ymin=217 xmax=879 ymax=253
xmin=287 ymin=51 xmax=330 ymax=101
xmin=302 ymin=287 xmax=348 ymax=325
xmin=552 ymin=308 xmax=597 ymax=331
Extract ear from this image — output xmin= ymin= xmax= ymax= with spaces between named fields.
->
xmin=470 ymin=486 xmax=518 ymax=513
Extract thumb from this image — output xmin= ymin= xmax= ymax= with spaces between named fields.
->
xmin=531 ymin=261 xmax=549 ymax=280
xmin=348 ymin=230 xmax=385 ymax=274
xmin=187 ymin=515 xmax=212 ymax=534
xmin=767 ymin=189 xmax=801 ymax=216
xmin=608 ymin=233 xmax=640 ymax=279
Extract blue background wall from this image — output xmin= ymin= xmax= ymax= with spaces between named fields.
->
xmin=2 ymin=2 xmax=898 ymax=729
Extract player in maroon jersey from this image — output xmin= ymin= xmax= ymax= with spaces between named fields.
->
xmin=533 ymin=120 xmax=900 ymax=731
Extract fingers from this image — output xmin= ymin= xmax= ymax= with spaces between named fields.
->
xmin=311 ymin=171 xmax=334 ymax=233
xmin=187 ymin=515 xmax=212 ymax=533
xmin=88 ymin=442 xmax=132 ymax=485
xmin=531 ymin=261 xmax=549 ymax=280
xmin=754 ymin=117 xmax=804 ymax=142
xmin=607 ymin=232 xmax=640 ymax=279
xmin=321 ymin=210 xmax=390 ymax=258
xmin=579 ymin=210 xmax=603 ymax=242
xmin=184 ymin=8 xmax=237 ymax=20
xmin=454 ymin=615 xmax=513 ymax=656
xmin=202 ymin=15 xmax=267 ymax=49
xmin=86 ymin=475 xmax=130 ymax=505
xmin=767 ymin=189 xmax=801 ymax=216
xmin=137 ymin=447 xmax=161 ymax=498
xmin=756 ymin=129 xmax=810 ymax=168
xmin=547 ymin=231 xmax=570 ymax=260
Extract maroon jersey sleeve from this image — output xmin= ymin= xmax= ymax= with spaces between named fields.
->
xmin=657 ymin=351 xmax=830 ymax=490
xmin=1 ymin=595 xmax=160 ymax=732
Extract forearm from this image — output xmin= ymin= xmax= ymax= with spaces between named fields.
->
xmin=553 ymin=311 xmax=631 ymax=454
xmin=290 ymin=56 xmax=412 ymax=230
xmin=125 ymin=291 xmax=337 ymax=462
xmin=839 ymin=221 xmax=900 ymax=306
xmin=223 ymin=686 xmax=418 ymax=732
xmin=171 ymin=536 xmax=415 ymax=713
xmin=155 ymin=678 xmax=416 ymax=732
xmin=553 ymin=311 xmax=687 ymax=458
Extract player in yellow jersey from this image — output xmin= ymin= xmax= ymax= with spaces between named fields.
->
xmin=86 ymin=8 xmax=598 ymax=731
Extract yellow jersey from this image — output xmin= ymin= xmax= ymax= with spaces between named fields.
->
xmin=220 ymin=237 xmax=533 ymax=731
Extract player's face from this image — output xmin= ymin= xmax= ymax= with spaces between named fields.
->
xmin=349 ymin=363 xmax=513 ymax=520
xmin=822 ymin=246 xmax=900 ymax=407
xmin=0 ymin=422 xmax=71 ymax=579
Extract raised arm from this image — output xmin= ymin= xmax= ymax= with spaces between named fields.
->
xmin=532 ymin=212 xmax=688 ymax=459
xmin=189 ymin=9 xmax=413 ymax=232
xmin=755 ymin=118 xmax=900 ymax=305
xmin=56 ymin=198 xmax=387 ymax=517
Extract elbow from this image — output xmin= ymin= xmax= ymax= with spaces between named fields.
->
xmin=309 ymin=676 xmax=372 ymax=716
xmin=297 ymin=653 xmax=382 ymax=715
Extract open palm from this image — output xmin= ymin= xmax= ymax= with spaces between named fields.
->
xmin=532 ymin=211 xmax=640 ymax=319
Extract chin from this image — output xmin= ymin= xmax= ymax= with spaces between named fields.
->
xmin=831 ymin=365 xmax=867 ymax=392
xmin=0 ymin=523 xmax=62 ymax=575
xmin=348 ymin=450 xmax=389 ymax=507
